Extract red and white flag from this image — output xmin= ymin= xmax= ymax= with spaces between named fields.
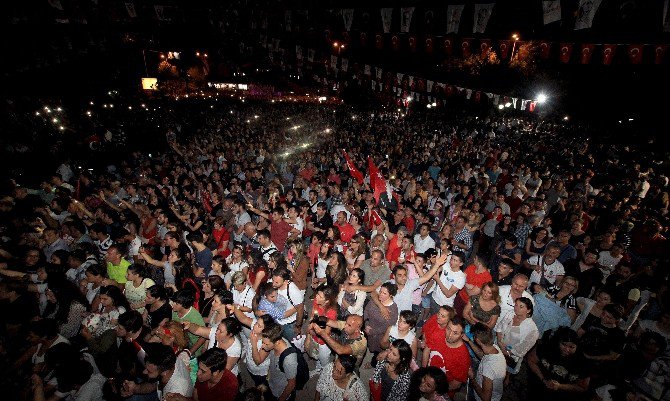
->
xmin=580 ymin=44 xmax=595 ymax=64
xmin=602 ymin=44 xmax=617 ymax=65
xmin=498 ymin=40 xmax=511 ymax=59
xmin=539 ymin=41 xmax=552 ymax=59
xmin=628 ymin=44 xmax=644 ymax=64
xmin=559 ymin=43 xmax=573 ymax=63
xmin=655 ymin=44 xmax=668 ymax=65
xmin=342 ymin=150 xmax=364 ymax=185
xmin=368 ymin=157 xmax=392 ymax=204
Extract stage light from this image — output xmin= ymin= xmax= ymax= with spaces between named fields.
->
xmin=325 ymin=128 xmax=331 ymax=133
xmin=432 ymin=102 xmax=437 ymax=107
xmin=498 ymin=105 xmax=504 ymax=109
xmin=628 ymin=118 xmax=634 ymax=121
xmin=536 ymin=93 xmax=548 ymax=104
xmin=427 ymin=104 xmax=432 ymax=109
xmin=35 ymin=111 xmax=40 ymax=116
xmin=52 ymin=118 xmax=58 ymax=123
xmin=333 ymin=42 xmax=339 ymax=47
xmin=89 ymin=101 xmax=94 ymax=105
xmin=563 ymin=116 xmax=569 ymax=121
xmin=56 ymin=107 xmax=62 ymax=112
xmin=59 ymin=126 xmax=65 ymax=131
xmin=196 ymin=52 xmax=200 ymax=56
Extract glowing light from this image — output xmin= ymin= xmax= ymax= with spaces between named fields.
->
xmin=325 ymin=128 xmax=331 ymax=133
xmin=536 ymin=93 xmax=548 ymax=104
xmin=141 ymin=104 xmax=146 ymax=108
xmin=427 ymin=104 xmax=432 ymax=109
xmin=512 ymin=33 xmax=519 ymax=41
xmin=254 ymin=115 xmax=259 ymax=119
xmin=128 ymin=106 xmax=132 ymax=110
xmin=406 ymin=96 xmax=412 ymax=103
xmin=56 ymin=107 xmax=62 ymax=112
xmin=89 ymin=101 xmax=94 ymax=105
xmin=109 ymin=104 xmax=114 ymax=108
xmin=86 ymin=111 xmax=92 ymax=116
xmin=333 ymin=42 xmax=339 ymax=47
xmin=628 ymin=118 xmax=634 ymax=121
xmin=35 ymin=111 xmax=40 ymax=116
xmin=204 ymin=53 xmax=208 ymax=57
xmin=563 ymin=116 xmax=569 ymax=121
xmin=432 ymin=102 xmax=437 ymax=107
xmin=52 ymin=118 xmax=58 ymax=123
xmin=301 ymin=143 xmax=309 ymax=148
xmin=498 ymin=104 xmax=504 ymax=109
xmin=196 ymin=52 xmax=200 ymax=56
xmin=59 ymin=126 xmax=65 ymax=131
xmin=505 ymin=102 xmax=512 ymax=107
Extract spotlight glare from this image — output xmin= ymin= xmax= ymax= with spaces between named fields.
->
xmin=536 ymin=93 xmax=548 ymax=104
xmin=59 ymin=126 xmax=64 ymax=130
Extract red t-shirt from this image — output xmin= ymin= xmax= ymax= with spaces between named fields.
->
xmin=270 ymin=219 xmax=292 ymax=252
xmin=459 ymin=265 xmax=493 ymax=303
xmin=336 ymin=223 xmax=356 ymax=244
xmin=311 ymin=302 xmax=338 ymax=345
xmin=422 ymin=314 xmax=447 ymax=351
xmin=212 ymin=227 xmax=231 ymax=257
xmin=195 ymin=369 xmax=238 ymax=401
xmin=385 ymin=235 xmax=402 ymax=263
xmin=428 ymin=341 xmax=471 ymax=398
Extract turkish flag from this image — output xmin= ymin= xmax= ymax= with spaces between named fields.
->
xmin=474 ymin=91 xmax=481 ymax=102
xmin=580 ymin=44 xmax=595 ymax=64
xmin=529 ymin=101 xmax=537 ymax=113
xmin=446 ymin=85 xmax=455 ymax=97
xmin=628 ymin=44 xmax=643 ymax=64
xmin=417 ymin=79 xmax=426 ymax=92
xmin=360 ymin=32 xmax=368 ymax=48
xmin=342 ymin=150 xmax=364 ymax=185
xmin=559 ymin=43 xmax=573 ymax=63
xmin=462 ymin=38 xmax=472 ymax=58
xmin=425 ymin=36 xmax=433 ymax=53
xmin=375 ymin=33 xmax=383 ymax=49
xmin=444 ymin=38 xmax=453 ymax=56
xmin=498 ymin=40 xmax=511 ymax=59
xmin=480 ymin=39 xmax=492 ymax=58
xmin=368 ymin=157 xmax=389 ymax=204
xmin=539 ymin=42 xmax=551 ymax=59
xmin=602 ymin=44 xmax=617 ymax=65
xmin=654 ymin=45 xmax=668 ymax=65
xmin=391 ymin=35 xmax=400 ymax=51
xmin=409 ymin=35 xmax=417 ymax=52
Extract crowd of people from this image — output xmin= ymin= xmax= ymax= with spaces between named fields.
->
xmin=0 ymin=97 xmax=668 ymax=401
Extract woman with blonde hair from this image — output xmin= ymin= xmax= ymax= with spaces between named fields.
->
xmin=463 ymin=281 xmax=501 ymax=329
xmin=345 ymin=234 xmax=367 ymax=271
xmin=286 ymin=239 xmax=309 ymax=292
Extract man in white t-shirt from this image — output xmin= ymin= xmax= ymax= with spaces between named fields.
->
xmin=121 ymin=344 xmax=193 ymax=399
xmin=385 ymin=256 xmax=445 ymax=314
xmin=272 ymin=267 xmax=304 ymax=341
xmin=430 ymin=251 xmax=467 ymax=314
xmin=464 ymin=323 xmax=506 ymax=401
xmin=414 ymin=223 xmax=437 ymax=254
xmin=524 ymin=244 xmax=564 ymax=293
xmin=498 ymin=274 xmax=535 ymax=318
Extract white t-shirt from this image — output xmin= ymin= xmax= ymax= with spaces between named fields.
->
xmin=498 ymin=285 xmax=535 ymax=318
xmin=158 ymin=359 xmax=194 ymax=399
xmin=207 ymin=327 xmax=242 ymax=376
xmin=277 ymin=282 xmax=304 ymax=325
xmin=232 ymin=285 xmax=256 ymax=320
xmin=316 ymin=257 xmax=329 ymax=279
xmin=290 ymin=217 xmax=305 ymax=237
xmin=72 ymin=373 xmax=106 ymax=401
xmin=431 ymin=268 xmax=466 ymax=307
xmin=475 ymin=346 xmax=507 ymax=401
xmin=245 ymin=320 xmax=271 ymax=376
xmin=388 ymin=325 xmax=416 ymax=347
xmin=527 ymin=255 xmax=565 ymax=287
xmin=413 ymin=234 xmax=436 ymax=254
xmin=393 ymin=278 xmax=421 ymax=313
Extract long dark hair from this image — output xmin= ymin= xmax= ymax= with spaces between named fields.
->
xmin=389 ymin=339 xmax=412 ymax=375
xmin=99 ymin=285 xmax=131 ymax=311
xmin=408 ymin=367 xmax=449 ymax=401
xmin=43 ymin=279 xmax=89 ymax=322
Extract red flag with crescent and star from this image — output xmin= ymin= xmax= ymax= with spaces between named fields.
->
xmin=342 ymin=150 xmax=364 ymax=185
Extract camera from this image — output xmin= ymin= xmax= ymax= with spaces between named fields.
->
xmin=311 ymin=315 xmax=328 ymax=329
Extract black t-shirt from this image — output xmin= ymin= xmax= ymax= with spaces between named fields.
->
xmin=147 ymin=302 xmax=172 ymax=329
xmin=1 ymin=294 xmax=39 ymax=326
xmin=580 ymin=323 xmax=626 ymax=356
xmin=564 ymin=260 xmax=603 ymax=298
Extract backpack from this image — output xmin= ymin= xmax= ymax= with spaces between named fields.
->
xmin=278 ymin=345 xmax=310 ymax=391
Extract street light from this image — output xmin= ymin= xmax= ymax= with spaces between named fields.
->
xmin=510 ymin=33 xmax=520 ymax=62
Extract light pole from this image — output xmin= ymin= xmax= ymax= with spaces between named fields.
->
xmin=333 ymin=42 xmax=345 ymax=56
xmin=510 ymin=33 xmax=520 ymax=62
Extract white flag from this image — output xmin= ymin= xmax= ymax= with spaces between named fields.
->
xmin=154 ymin=5 xmax=169 ymax=21
xmin=664 ymin=0 xmax=670 ymax=32
xmin=376 ymin=67 xmax=383 ymax=80
xmin=542 ymin=1 xmax=561 ymax=25
xmin=125 ymin=2 xmax=137 ymax=18
xmin=47 ymin=0 xmax=64 ymax=10
xmin=473 ymin=4 xmax=494 ymax=33
xmin=342 ymin=9 xmax=354 ymax=31
xmin=493 ymin=94 xmax=500 ymax=105
xmin=397 ymin=73 xmax=404 ymax=82
xmin=372 ymin=81 xmax=377 ymax=90
xmin=308 ymin=49 xmax=315 ymax=62
xmin=408 ymin=76 xmax=414 ymax=87
xmin=341 ymin=58 xmax=348 ymax=72
xmin=466 ymin=89 xmax=473 ymax=99
xmin=485 ymin=92 xmax=493 ymax=99
xmin=285 ymin=11 xmax=292 ymax=31
xmin=364 ymin=65 xmax=371 ymax=75
xmin=521 ymin=99 xmax=530 ymax=110
xmin=512 ymin=98 xmax=518 ymax=108
xmin=381 ymin=8 xmax=393 ymax=33
xmin=400 ymin=7 xmax=414 ymax=33
xmin=427 ymin=80 xmax=434 ymax=92
xmin=574 ymin=0 xmax=602 ymax=30
xmin=446 ymin=4 xmax=465 ymax=34
xmin=296 ymin=46 xmax=303 ymax=60
xmin=330 ymin=55 xmax=338 ymax=69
